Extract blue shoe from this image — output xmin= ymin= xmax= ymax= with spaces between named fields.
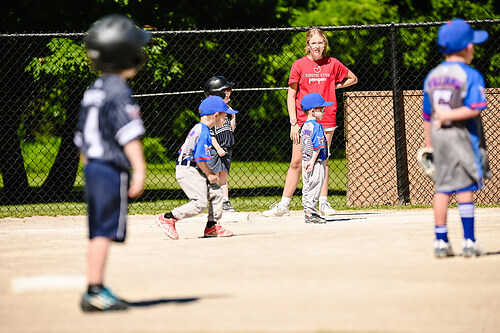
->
xmin=80 ymin=287 xmax=129 ymax=312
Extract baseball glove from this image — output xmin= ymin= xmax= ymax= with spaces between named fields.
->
xmin=417 ymin=147 xmax=435 ymax=181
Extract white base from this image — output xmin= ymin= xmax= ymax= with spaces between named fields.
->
xmin=11 ymin=274 xmax=86 ymax=293
xmin=182 ymin=212 xmax=249 ymax=223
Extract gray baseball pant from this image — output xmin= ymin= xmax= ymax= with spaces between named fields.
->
xmin=302 ymin=160 xmax=326 ymax=216
xmin=172 ymin=165 xmax=223 ymax=221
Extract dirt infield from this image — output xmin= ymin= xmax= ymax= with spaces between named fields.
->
xmin=1 ymin=208 xmax=499 ymax=333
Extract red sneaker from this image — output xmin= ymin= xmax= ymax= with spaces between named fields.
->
xmin=204 ymin=223 xmax=233 ymax=238
xmin=156 ymin=214 xmax=179 ymax=240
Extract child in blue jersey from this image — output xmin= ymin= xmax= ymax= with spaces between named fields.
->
xmin=299 ymin=93 xmax=333 ymax=224
xmin=74 ymin=15 xmax=150 ymax=312
xmin=422 ymin=19 xmax=491 ymax=258
xmin=157 ymin=95 xmax=238 ymax=239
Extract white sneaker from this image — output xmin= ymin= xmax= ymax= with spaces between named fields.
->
xmin=319 ymin=201 xmax=337 ymax=216
xmin=434 ymin=239 xmax=453 ymax=258
xmin=462 ymin=239 xmax=485 ymax=257
xmin=263 ymin=203 xmax=290 ymax=217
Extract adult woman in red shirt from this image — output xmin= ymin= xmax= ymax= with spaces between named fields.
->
xmin=264 ymin=27 xmax=358 ymax=217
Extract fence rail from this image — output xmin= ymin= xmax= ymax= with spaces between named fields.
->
xmin=0 ymin=20 xmax=498 ymax=216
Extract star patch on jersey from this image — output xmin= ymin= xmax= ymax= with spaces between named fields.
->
xmin=204 ymin=144 xmax=211 ymax=155
xmin=479 ymin=86 xmax=486 ymax=99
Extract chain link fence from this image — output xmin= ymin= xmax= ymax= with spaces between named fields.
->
xmin=0 ymin=20 xmax=498 ymax=215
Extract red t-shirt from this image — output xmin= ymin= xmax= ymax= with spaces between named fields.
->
xmin=288 ymin=56 xmax=349 ymax=128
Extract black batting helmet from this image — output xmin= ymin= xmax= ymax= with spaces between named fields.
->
xmin=203 ymin=76 xmax=235 ymax=98
xmin=84 ymin=14 xmax=151 ymax=72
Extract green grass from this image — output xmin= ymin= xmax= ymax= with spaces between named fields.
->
xmin=1 ymin=137 xmax=347 ymax=192
xmin=0 ymin=154 xmax=349 ymax=218
xmin=1 ymin=137 xmax=496 ymax=219
xmin=144 ymin=159 xmax=347 ymax=191
xmin=0 ymin=136 xmax=349 ymax=218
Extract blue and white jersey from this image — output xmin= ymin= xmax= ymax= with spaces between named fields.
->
xmin=423 ymin=61 xmax=487 ymax=120
xmin=300 ymin=119 xmax=328 ymax=162
xmin=178 ymin=123 xmax=212 ymax=163
xmin=422 ymin=61 xmax=488 ymax=192
xmin=74 ymin=74 xmax=145 ymax=171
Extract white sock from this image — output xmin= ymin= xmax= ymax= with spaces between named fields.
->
xmin=280 ymin=196 xmax=291 ymax=208
xmin=223 ymin=197 xmax=229 ymax=202
xmin=319 ymin=196 xmax=328 ymax=205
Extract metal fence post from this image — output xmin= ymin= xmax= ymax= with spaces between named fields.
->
xmin=390 ymin=22 xmax=411 ymax=204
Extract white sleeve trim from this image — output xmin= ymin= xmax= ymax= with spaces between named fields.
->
xmin=116 ymin=119 xmax=145 ymax=146
xmin=74 ymin=131 xmax=83 ymax=148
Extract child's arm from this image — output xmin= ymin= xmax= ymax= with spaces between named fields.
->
xmin=433 ymin=104 xmax=481 ymax=128
xmin=197 ymin=161 xmax=219 ymax=184
xmin=123 ymin=139 xmax=146 ymax=198
xmin=79 ymin=153 xmax=89 ymax=165
xmin=211 ymin=137 xmax=226 ymax=157
xmin=230 ymin=114 xmax=236 ymax=131
xmin=423 ymin=120 xmax=432 ymax=148
xmin=335 ymin=70 xmax=358 ymax=89
xmin=305 ymin=150 xmax=320 ymax=173
xmin=287 ymin=82 xmax=300 ymax=144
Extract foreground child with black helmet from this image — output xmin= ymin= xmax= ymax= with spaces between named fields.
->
xmin=203 ymin=76 xmax=237 ymax=212
xmin=74 ymin=14 xmax=150 ymax=312
xmin=156 ymin=95 xmax=238 ymax=239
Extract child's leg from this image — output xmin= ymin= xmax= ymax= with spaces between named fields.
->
xmin=219 ymin=171 xmax=229 ymax=200
xmin=172 ymin=167 xmax=209 ymax=220
xmin=282 ymin=142 xmax=302 ymax=200
xmin=82 ymin=235 xmax=128 ymax=312
xmin=320 ymin=130 xmax=334 ymax=198
xmin=302 ymin=161 xmax=325 ymax=217
xmin=434 ymin=192 xmax=451 ymax=241
xmin=432 ymin=192 xmax=455 ymax=258
xmin=301 ymin=165 xmax=312 ymax=216
xmin=204 ymin=181 xmax=232 ymax=237
xmin=456 ymin=191 xmax=475 ymax=241
xmin=262 ymin=144 xmax=300 ymax=216
xmin=456 ymin=190 xmax=484 ymax=256
xmin=207 ymin=182 xmax=224 ymax=222
xmin=87 ymin=237 xmax=110 ymax=286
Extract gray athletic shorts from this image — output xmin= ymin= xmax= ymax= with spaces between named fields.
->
xmin=207 ymin=148 xmax=232 ymax=173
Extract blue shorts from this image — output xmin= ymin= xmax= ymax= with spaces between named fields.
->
xmin=436 ymin=182 xmax=480 ymax=195
xmin=84 ymin=160 xmax=129 ymax=242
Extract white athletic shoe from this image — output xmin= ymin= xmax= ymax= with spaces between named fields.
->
xmin=263 ymin=203 xmax=290 ymax=217
xmin=462 ymin=239 xmax=485 ymax=257
xmin=434 ymin=239 xmax=454 ymax=258
xmin=319 ymin=201 xmax=337 ymax=216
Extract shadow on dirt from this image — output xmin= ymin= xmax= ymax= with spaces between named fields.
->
xmin=128 ymin=297 xmax=199 ymax=307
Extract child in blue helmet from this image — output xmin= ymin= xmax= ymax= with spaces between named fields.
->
xmin=299 ymin=93 xmax=333 ymax=224
xmin=157 ymin=96 xmax=238 ymax=239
